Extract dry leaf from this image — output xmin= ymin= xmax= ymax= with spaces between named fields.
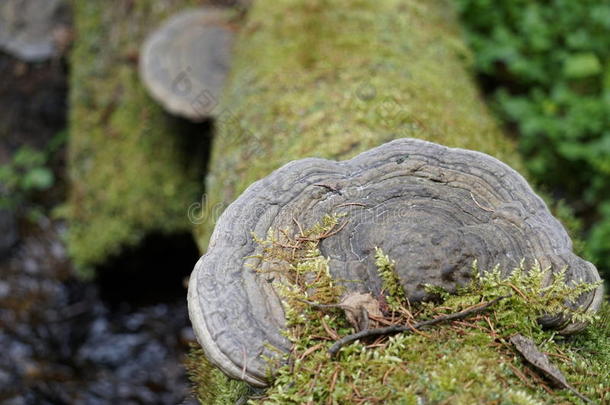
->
xmin=510 ymin=334 xmax=590 ymax=403
xmin=340 ymin=292 xmax=383 ymax=331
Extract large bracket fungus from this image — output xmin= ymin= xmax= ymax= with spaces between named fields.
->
xmin=188 ymin=138 xmax=603 ymax=387
xmin=139 ymin=7 xmax=235 ymax=120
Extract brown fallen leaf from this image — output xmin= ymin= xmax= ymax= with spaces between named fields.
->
xmin=340 ymin=292 xmax=383 ymax=331
xmin=295 ymin=292 xmax=383 ymax=332
xmin=510 ymin=334 xmax=591 ymax=403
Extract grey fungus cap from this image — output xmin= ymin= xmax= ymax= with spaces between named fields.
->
xmin=188 ymin=138 xmax=603 ymax=386
xmin=139 ymin=7 xmax=235 ymax=120
xmin=0 ymin=0 xmax=71 ymax=62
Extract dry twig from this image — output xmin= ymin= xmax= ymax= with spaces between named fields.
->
xmin=328 ymin=296 xmax=507 ymax=357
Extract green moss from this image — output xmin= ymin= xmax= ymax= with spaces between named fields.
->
xmin=195 ymin=0 xmax=522 ymax=250
xmin=188 ymin=212 xmax=609 ymax=403
xmin=67 ymin=0 xmax=206 ymax=272
xmin=245 ymin=218 xmax=607 ymax=404
xmin=185 ymin=344 xmax=252 ymax=404
xmin=375 ymin=247 xmax=406 ymax=311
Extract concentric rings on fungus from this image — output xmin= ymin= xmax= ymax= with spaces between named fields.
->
xmin=188 ymin=138 xmax=603 ymax=387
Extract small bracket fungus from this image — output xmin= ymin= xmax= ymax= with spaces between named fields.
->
xmin=188 ymin=138 xmax=603 ymax=387
xmin=139 ymin=7 xmax=235 ymax=120
xmin=0 ymin=0 xmax=71 ymax=62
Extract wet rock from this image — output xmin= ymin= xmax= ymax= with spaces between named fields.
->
xmin=0 ymin=221 xmax=199 ymax=404
xmin=0 ymin=208 xmax=18 ymax=257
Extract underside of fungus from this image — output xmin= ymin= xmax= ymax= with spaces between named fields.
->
xmin=187 ymin=138 xmax=603 ymax=387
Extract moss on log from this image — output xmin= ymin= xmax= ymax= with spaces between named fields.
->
xmin=68 ymin=0 xmax=207 ymax=271
xmin=194 ymin=0 xmax=522 ymax=250
xmin=188 ymin=0 xmax=609 ymax=403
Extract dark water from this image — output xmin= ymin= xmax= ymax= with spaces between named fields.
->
xmin=0 ymin=219 xmax=200 ymax=404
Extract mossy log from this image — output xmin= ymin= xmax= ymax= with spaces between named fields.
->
xmin=190 ymin=136 xmax=602 ymax=386
xmin=67 ymin=0 xmax=207 ymax=271
xmin=187 ymin=0 xmax=555 ymax=402
xmin=194 ymin=0 xmax=522 ymax=250
xmin=188 ymin=0 xmax=610 ymax=403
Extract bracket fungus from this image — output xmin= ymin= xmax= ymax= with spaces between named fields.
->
xmin=0 ymin=0 xmax=70 ymax=62
xmin=188 ymin=138 xmax=603 ymax=387
xmin=139 ymin=7 xmax=235 ymax=120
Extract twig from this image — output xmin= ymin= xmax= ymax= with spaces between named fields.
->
xmin=308 ymin=363 xmax=323 ymax=395
xmin=296 ymin=297 xmax=366 ymax=314
xmin=321 ymin=220 xmax=349 ymax=239
xmin=382 ymin=366 xmax=394 ymax=386
xmin=328 ymin=296 xmax=507 ymax=357
xmin=299 ymin=343 xmax=324 ymax=360
xmin=368 ymin=314 xmax=397 ymax=326
xmin=329 ymin=366 xmax=340 ymax=394
xmin=506 ymin=282 xmax=528 ymax=301
xmin=404 ymin=319 xmax=433 ymax=339
xmin=292 ymin=214 xmax=305 ymax=237
xmin=484 ymin=315 xmax=497 ymax=337
xmin=522 ymin=366 xmax=555 ymax=396
xmin=507 ymin=363 xmax=535 ymax=389
xmin=296 ymin=220 xmax=348 ymax=242
xmin=321 ymin=317 xmax=340 ymax=340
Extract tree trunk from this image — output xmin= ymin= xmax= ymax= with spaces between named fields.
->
xmin=194 ymin=0 xmax=522 ymax=251
xmin=68 ymin=0 xmax=208 ymax=271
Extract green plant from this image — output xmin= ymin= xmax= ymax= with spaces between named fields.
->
xmin=185 ymin=344 xmax=252 ymax=405
xmin=375 ymin=247 xmax=405 ymax=311
xmin=455 ymin=0 xmax=610 ymax=278
xmin=0 ymin=146 xmax=55 ymax=211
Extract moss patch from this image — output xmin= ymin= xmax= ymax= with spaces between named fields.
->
xmin=67 ymin=0 xmax=211 ymax=272
xmin=185 ymin=344 xmax=252 ymax=404
xmin=189 ymin=213 xmax=609 ymax=404
xmin=252 ymin=217 xmax=607 ymax=404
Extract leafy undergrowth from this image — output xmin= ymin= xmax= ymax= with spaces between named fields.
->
xmin=187 ymin=214 xmax=610 ymax=404
xmin=455 ymin=0 xmax=610 ymax=278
